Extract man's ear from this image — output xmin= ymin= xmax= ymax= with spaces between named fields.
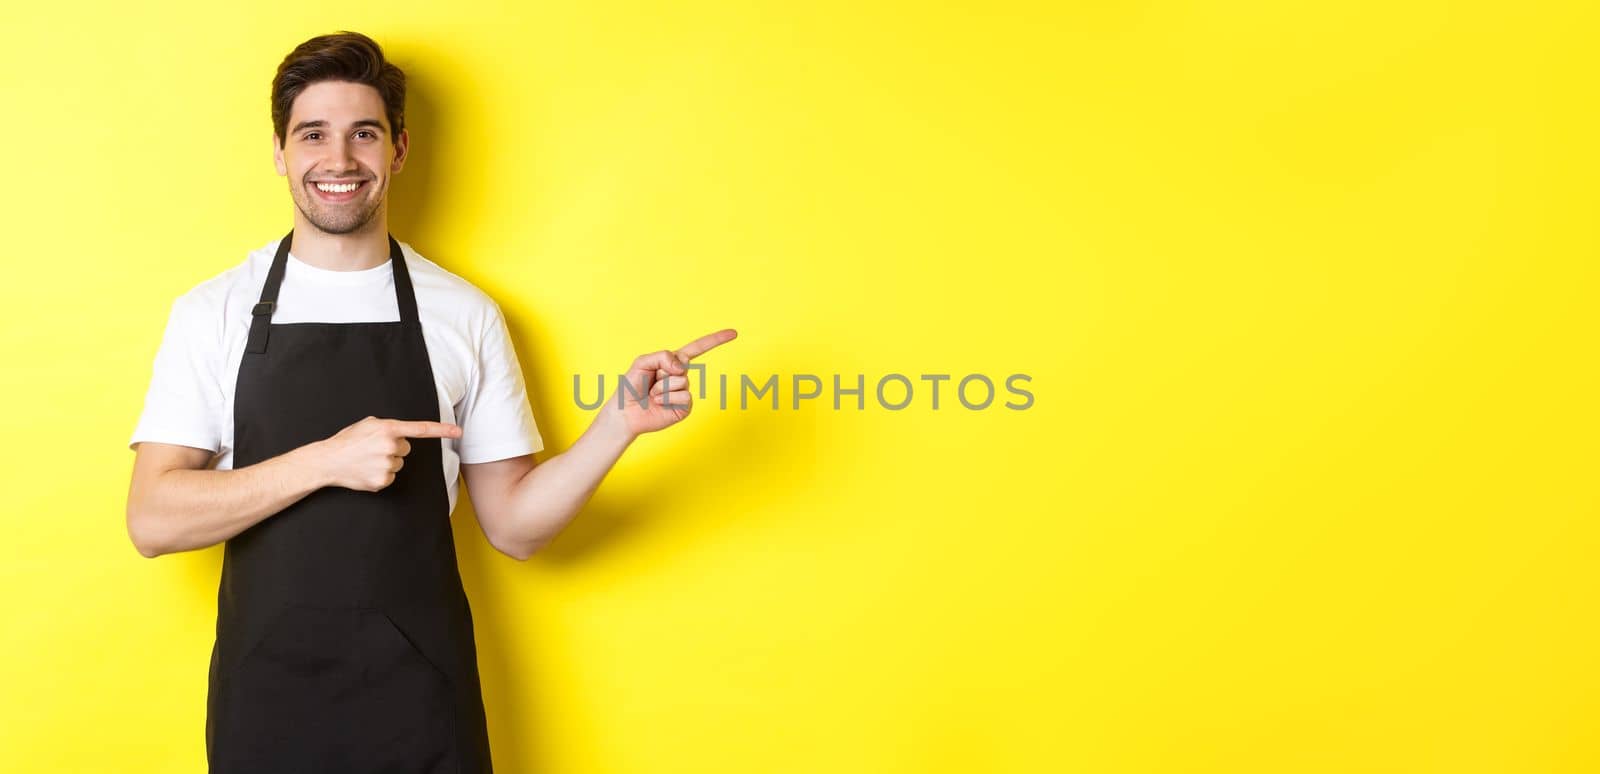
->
xmin=272 ymin=134 xmax=286 ymax=176
xmin=391 ymin=128 xmax=409 ymax=174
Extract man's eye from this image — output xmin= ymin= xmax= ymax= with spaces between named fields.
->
xmin=357 ymin=130 xmax=376 ymax=139
xmin=303 ymin=132 xmax=321 ymax=141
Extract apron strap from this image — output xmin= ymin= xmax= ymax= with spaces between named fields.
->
xmin=388 ymin=235 xmax=420 ymax=326
xmin=245 ymin=230 xmax=294 ymax=355
xmin=245 ymin=230 xmax=417 ymax=354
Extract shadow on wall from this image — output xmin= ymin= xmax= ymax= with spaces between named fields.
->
xmin=386 ymin=45 xmax=476 ymax=256
xmin=454 ymin=321 xmax=828 ymax=771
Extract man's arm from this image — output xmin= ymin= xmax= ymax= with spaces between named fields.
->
xmin=126 ymin=417 xmax=463 ymax=558
xmin=463 ymin=330 xmax=737 ymax=560
xmin=125 ymin=441 xmax=330 ymax=558
xmin=461 ymin=412 xmax=632 ymax=561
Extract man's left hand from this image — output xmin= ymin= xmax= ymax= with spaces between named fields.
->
xmin=602 ymin=328 xmax=738 ymax=439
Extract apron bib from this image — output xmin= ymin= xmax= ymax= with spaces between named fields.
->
xmin=205 ymin=230 xmax=494 ymax=773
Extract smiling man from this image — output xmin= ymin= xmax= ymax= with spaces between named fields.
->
xmin=124 ymin=31 xmax=735 ymax=773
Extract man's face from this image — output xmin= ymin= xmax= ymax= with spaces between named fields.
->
xmin=273 ymin=80 xmax=408 ymax=235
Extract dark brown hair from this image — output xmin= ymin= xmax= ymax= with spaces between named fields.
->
xmin=271 ymin=31 xmax=406 ymax=148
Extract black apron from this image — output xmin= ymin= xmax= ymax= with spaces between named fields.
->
xmin=205 ymin=230 xmax=494 ymax=773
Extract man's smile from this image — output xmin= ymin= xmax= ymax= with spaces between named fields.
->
xmin=310 ymin=179 xmax=370 ymax=202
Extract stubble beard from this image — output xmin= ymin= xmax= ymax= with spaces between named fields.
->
xmin=293 ymin=177 xmax=385 ymax=236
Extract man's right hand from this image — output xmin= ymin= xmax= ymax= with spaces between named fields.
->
xmin=313 ymin=416 xmax=463 ymax=492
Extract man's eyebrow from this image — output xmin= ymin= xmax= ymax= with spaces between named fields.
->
xmin=289 ymin=118 xmax=388 ymax=135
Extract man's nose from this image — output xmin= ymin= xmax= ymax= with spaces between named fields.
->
xmin=326 ymin=137 xmax=359 ymax=172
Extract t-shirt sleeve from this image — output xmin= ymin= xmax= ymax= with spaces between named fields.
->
xmin=128 ymin=291 xmax=224 ymax=454
xmin=456 ymin=301 xmax=544 ymax=463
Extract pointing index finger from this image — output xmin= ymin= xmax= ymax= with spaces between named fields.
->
xmin=392 ymin=420 xmax=463 ymax=439
xmin=675 ymin=328 xmax=738 ymax=362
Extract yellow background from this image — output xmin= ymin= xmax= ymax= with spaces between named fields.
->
xmin=2 ymin=1 xmax=1596 ymax=771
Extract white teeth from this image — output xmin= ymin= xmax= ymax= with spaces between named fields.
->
xmin=315 ymin=182 xmax=361 ymax=193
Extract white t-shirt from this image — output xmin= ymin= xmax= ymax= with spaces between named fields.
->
xmin=128 ymin=236 xmax=544 ymax=515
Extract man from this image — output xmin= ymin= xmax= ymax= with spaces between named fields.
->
xmin=125 ymin=31 xmax=735 ymax=773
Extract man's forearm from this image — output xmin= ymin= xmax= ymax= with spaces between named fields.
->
xmin=128 ymin=444 xmax=331 ymax=557
xmin=491 ymin=414 xmax=636 ymax=559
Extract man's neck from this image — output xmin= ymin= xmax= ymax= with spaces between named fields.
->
xmin=289 ymin=214 xmax=392 ymax=272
